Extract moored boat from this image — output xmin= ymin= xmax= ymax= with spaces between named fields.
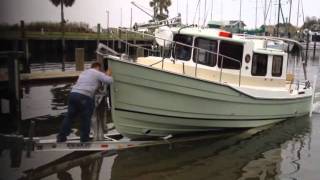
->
xmin=100 ymin=26 xmax=313 ymax=139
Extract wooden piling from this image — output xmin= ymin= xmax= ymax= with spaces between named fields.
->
xmin=21 ymin=20 xmax=30 ymax=73
xmin=75 ymin=48 xmax=85 ymax=71
xmin=96 ymin=23 xmax=101 ymax=46
xmin=7 ymin=52 xmax=22 ymax=134
xmin=305 ymin=33 xmax=310 ymax=65
xmin=313 ymin=41 xmax=317 ymax=60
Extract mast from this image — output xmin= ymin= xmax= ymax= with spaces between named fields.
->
xmin=198 ymin=0 xmax=201 ymax=26
xmin=220 ymin=0 xmax=223 ymax=21
xmin=277 ymin=0 xmax=281 ymax=36
xmin=264 ymin=0 xmax=267 ymax=29
xmin=296 ymin=0 xmax=300 ymax=27
xmin=203 ymin=0 xmax=207 ymax=26
xmin=255 ymin=0 xmax=258 ymax=30
xmin=288 ymin=0 xmax=292 ymax=25
xmin=239 ymin=0 xmax=242 ymax=33
xmin=186 ymin=0 xmax=189 ymax=25
xmin=211 ymin=0 xmax=213 ymax=21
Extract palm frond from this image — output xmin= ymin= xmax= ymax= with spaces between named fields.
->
xmin=64 ymin=0 xmax=75 ymax=7
xmin=50 ymin=0 xmax=61 ymax=7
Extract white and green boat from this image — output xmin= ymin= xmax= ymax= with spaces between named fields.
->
xmin=100 ymin=27 xmax=313 ymax=139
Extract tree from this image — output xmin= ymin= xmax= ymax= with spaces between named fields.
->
xmin=49 ymin=0 xmax=75 ymax=71
xmin=149 ymin=0 xmax=171 ymax=21
xmin=50 ymin=0 xmax=75 ymax=24
xmin=302 ymin=16 xmax=320 ymax=31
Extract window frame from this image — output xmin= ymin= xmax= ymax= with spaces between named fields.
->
xmin=172 ymin=34 xmax=194 ymax=61
xmin=192 ymin=37 xmax=218 ymax=67
xmin=272 ymin=55 xmax=283 ymax=77
xmin=251 ymin=53 xmax=268 ymax=76
xmin=217 ymin=41 xmax=243 ymax=70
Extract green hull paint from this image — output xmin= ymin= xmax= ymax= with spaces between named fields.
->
xmin=108 ymin=58 xmax=312 ymax=139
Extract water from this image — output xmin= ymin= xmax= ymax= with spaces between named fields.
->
xmin=1 ymin=62 xmax=320 ymax=180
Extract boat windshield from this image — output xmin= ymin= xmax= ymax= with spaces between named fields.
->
xmin=172 ymin=34 xmax=193 ymax=61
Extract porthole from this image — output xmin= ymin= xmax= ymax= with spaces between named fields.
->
xmin=245 ymin=54 xmax=251 ymax=63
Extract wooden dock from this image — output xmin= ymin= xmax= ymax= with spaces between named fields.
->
xmin=0 ymin=71 xmax=81 ymax=85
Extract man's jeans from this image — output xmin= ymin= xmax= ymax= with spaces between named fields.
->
xmin=58 ymin=92 xmax=94 ymax=142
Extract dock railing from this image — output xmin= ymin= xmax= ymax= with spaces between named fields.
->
xmin=109 ymin=28 xmax=243 ymax=87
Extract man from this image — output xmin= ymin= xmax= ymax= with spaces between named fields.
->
xmin=57 ymin=62 xmax=113 ymax=142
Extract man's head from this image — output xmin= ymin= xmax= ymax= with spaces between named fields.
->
xmin=91 ymin=62 xmax=102 ymax=71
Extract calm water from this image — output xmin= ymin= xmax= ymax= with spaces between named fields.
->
xmin=1 ymin=62 xmax=320 ymax=180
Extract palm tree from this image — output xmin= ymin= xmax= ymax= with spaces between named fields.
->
xmin=50 ymin=0 xmax=75 ymax=23
xmin=49 ymin=0 xmax=75 ymax=71
xmin=149 ymin=0 xmax=171 ymax=21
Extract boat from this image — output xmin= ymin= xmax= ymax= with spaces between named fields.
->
xmin=99 ymin=26 xmax=313 ymax=139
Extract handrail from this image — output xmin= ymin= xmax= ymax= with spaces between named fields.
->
xmin=115 ymin=28 xmax=243 ymax=87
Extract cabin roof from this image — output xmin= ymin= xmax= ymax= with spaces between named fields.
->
xmin=170 ymin=27 xmax=246 ymax=43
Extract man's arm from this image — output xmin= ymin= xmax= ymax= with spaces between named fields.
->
xmin=97 ymin=69 xmax=113 ymax=84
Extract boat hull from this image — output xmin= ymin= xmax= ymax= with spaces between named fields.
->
xmin=108 ymin=58 xmax=312 ymax=139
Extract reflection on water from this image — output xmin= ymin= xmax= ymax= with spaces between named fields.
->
xmin=22 ymin=84 xmax=72 ymax=120
xmin=110 ymin=116 xmax=311 ymax=180
xmin=20 ymin=84 xmax=73 ymax=137
xmin=1 ymin=115 xmax=317 ymax=180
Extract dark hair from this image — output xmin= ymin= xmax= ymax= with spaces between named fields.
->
xmin=91 ymin=62 xmax=101 ymax=69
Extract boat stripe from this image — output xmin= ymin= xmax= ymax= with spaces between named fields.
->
xmin=114 ymin=108 xmax=303 ymax=121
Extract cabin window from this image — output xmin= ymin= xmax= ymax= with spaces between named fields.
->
xmin=272 ymin=55 xmax=283 ymax=77
xmin=193 ymin=38 xmax=218 ymax=67
xmin=251 ymin=53 xmax=268 ymax=76
xmin=172 ymin=34 xmax=193 ymax=61
xmin=218 ymin=41 xmax=243 ymax=70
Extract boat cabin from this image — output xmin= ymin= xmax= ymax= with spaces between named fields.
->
xmin=136 ymin=27 xmax=299 ymax=90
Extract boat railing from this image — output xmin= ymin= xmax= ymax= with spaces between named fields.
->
xmin=111 ymin=28 xmax=242 ymax=86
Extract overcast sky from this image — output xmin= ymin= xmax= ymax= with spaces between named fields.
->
xmin=0 ymin=0 xmax=319 ymax=29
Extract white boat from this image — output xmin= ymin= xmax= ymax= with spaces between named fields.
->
xmin=99 ymin=26 xmax=313 ymax=139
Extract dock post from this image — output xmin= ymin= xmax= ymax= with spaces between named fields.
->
xmin=7 ymin=52 xmax=22 ymax=134
xmin=20 ymin=20 xmax=30 ymax=73
xmin=305 ymin=33 xmax=310 ymax=65
xmin=313 ymin=41 xmax=316 ymax=60
xmin=26 ymin=120 xmax=35 ymax=158
xmin=75 ymin=48 xmax=85 ymax=71
xmin=96 ymin=23 xmax=101 ymax=46
xmin=61 ymin=28 xmax=66 ymax=72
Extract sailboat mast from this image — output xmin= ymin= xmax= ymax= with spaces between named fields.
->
xmin=277 ymin=0 xmax=281 ymax=36
xmin=288 ymin=0 xmax=292 ymax=25
xmin=264 ymin=0 xmax=267 ymax=28
xmin=296 ymin=0 xmax=300 ymax=27
xmin=186 ymin=0 xmax=189 ymax=25
xmin=255 ymin=0 xmax=258 ymax=30
xmin=211 ymin=0 xmax=213 ymax=21
xmin=239 ymin=0 xmax=242 ymax=33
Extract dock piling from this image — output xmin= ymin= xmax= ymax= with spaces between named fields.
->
xmin=75 ymin=48 xmax=85 ymax=71
xmin=26 ymin=120 xmax=35 ymax=158
xmin=7 ymin=52 xmax=22 ymax=134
